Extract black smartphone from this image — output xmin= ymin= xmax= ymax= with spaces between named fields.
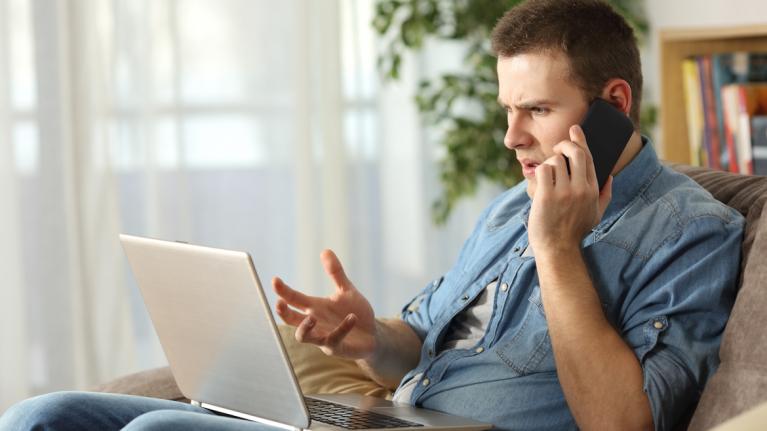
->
xmin=576 ymin=98 xmax=635 ymax=190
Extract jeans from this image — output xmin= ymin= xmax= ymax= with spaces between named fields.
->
xmin=0 ymin=391 xmax=281 ymax=431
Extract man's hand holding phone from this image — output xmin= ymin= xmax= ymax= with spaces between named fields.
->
xmin=528 ymin=98 xmax=634 ymax=254
xmin=528 ymin=125 xmax=613 ymax=254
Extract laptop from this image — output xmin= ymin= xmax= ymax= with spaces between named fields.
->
xmin=119 ymin=234 xmax=491 ymax=431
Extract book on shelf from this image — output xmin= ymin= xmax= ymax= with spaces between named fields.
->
xmin=681 ymin=51 xmax=767 ymax=174
xmin=753 ymin=116 xmax=767 ymax=175
xmin=699 ymin=56 xmax=722 ymax=170
xmin=712 ymin=54 xmax=735 ymax=171
xmin=681 ymin=59 xmax=706 ymax=167
xmin=721 ymin=83 xmax=767 ymax=174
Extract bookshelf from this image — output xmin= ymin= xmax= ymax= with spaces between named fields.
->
xmin=660 ymin=24 xmax=767 ymax=164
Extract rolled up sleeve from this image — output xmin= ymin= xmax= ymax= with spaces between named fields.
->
xmin=623 ymin=215 xmax=744 ymax=430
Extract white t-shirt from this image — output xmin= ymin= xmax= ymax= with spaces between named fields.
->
xmin=392 ymin=280 xmax=498 ymax=403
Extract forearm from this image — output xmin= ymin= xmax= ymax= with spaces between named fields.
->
xmin=536 ymin=246 xmax=653 ymax=430
xmin=356 ymin=318 xmax=422 ymax=390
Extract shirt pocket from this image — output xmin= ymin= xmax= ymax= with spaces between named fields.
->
xmin=495 ymin=285 xmax=556 ymax=375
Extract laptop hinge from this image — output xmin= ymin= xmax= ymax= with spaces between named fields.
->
xmin=193 ymin=400 xmax=304 ymax=431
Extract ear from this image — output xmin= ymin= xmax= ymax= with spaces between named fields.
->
xmin=600 ymin=79 xmax=632 ymax=115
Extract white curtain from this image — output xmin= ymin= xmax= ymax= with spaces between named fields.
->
xmin=0 ymin=0 xmax=496 ymax=412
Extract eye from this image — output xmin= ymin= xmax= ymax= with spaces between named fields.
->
xmin=530 ymin=106 xmax=549 ymax=116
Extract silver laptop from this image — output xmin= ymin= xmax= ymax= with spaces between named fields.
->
xmin=119 ymin=234 xmax=491 ymax=431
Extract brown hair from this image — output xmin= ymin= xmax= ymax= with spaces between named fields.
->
xmin=491 ymin=0 xmax=643 ymax=129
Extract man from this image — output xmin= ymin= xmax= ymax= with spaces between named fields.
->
xmin=0 ymin=0 xmax=744 ymax=430
xmin=276 ymin=1 xmax=742 ymax=429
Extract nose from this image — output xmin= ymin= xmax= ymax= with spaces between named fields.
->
xmin=503 ymin=112 xmax=533 ymax=150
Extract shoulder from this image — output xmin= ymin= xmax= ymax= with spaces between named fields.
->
xmin=645 ymin=165 xmax=743 ymax=229
xmin=600 ymin=166 xmax=744 ymax=261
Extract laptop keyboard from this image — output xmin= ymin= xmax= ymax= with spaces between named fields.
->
xmin=305 ymin=397 xmax=424 ymax=429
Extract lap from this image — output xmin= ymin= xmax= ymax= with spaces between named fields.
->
xmin=0 ymin=391 xmax=207 ymax=431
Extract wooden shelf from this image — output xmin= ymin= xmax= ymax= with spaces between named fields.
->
xmin=659 ymin=24 xmax=767 ymax=164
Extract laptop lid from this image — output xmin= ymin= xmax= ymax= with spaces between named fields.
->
xmin=120 ymin=234 xmax=310 ymax=429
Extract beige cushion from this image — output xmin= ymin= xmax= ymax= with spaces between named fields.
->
xmin=709 ymin=400 xmax=767 ymax=431
xmin=276 ymin=325 xmax=392 ymax=399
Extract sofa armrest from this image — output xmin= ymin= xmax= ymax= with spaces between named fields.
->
xmin=91 ymin=366 xmax=186 ymax=401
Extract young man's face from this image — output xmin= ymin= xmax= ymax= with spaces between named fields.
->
xmin=497 ymin=51 xmax=591 ymax=198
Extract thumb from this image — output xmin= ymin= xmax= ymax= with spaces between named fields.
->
xmin=321 ymin=249 xmax=354 ymax=292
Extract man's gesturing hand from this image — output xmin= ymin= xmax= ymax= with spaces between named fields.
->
xmin=272 ymin=249 xmax=376 ymax=360
xmin=528 ymin=125 xmax=613 ymax=253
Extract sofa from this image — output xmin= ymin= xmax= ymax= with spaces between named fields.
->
xmin=94 ymin=165 xmax=767 ymax=430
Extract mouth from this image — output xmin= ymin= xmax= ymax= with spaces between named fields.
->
xmin=518 ymin=159 xmax=540 ymax=177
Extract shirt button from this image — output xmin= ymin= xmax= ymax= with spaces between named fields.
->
xmin=513 ymin=247 xmax=520 ymax=253
xmin=653 ymin=321 xmax=664 ymax=330
xmin=428 ymin=349 xmax=434 ymax=357
xmin=500 ymin=283 xmax=509 ymax=292
xmin=432 ymin=279 xmax=439 ymax=287
xmin=421 ymin=378 xmax=430 ymax=386
xmin=461 ymin=295 xmax=469 ymax=301
xmin=475 ymin=347 xmax=484 ymax=353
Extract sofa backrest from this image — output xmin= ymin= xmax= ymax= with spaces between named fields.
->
xmin=671 ymin=165 xmax=767 ymax=430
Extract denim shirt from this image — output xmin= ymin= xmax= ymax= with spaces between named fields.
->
xmin=400 ymin=139 xmax=744 ymax=431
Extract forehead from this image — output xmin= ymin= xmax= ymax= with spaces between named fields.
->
xmin=497 ymin=51 xmax=582 ymax=103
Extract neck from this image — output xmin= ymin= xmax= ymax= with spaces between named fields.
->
xmin=611 ymin=132 xmax=643 ymax=176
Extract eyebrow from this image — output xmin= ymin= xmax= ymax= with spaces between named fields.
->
xmin=497 ymin=98 xmax=557 ymax=110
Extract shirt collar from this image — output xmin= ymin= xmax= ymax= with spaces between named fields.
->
xmin=516 ymin=135 xmax=662 ymax=238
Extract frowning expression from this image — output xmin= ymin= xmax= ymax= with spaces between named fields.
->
xmin=497 ymin=51 xmax=591 ymax=198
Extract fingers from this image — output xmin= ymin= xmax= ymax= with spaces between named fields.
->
xmin=535 ymin=162 xmax=555 ymax=195
xmin=272 ymin=277 xmax=312 ymax=309
xmin=549 ymin=125 xmax=598 ymax=190
xmin=569 ymin=125 xmax=598 ymax=186
xmin=293 ymin=313 xmax=357 ymax=350
xmin=569 ymin=123 xmax=587 ymax=148
xmin=538 ymin=153 xmax=569 ymax=191
xmin=275 ymin=298 xmax=307 ymax=326
xmin=294 ymin=315 xmax=319 ymax=343
xmin=553 ymin=140 xmax=590 ymax=189
xmin=325 ymin=314 xmax=357 ymax=346
xmin=320 ymin=249 xmax=353 ymax=292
